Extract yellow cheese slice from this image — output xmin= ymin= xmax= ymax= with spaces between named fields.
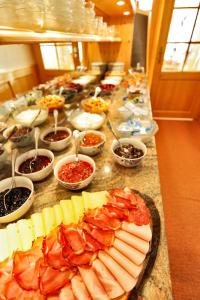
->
xmin=83 ymin=191 xmax=108 ymax=210
xmin=82 ymin=191 xmax=91 ymax=211
xmin=60 ymin=200 xmax=75 ymax=225
xmin=6 ymin=223 xmax=22 ymax=257
xmin=71 ymin=195 xmax=84 ymax=223
xmin=53 ymin=204 xmax=64 ymax=226
xmin=42 ymin=207 xmax=56 ymax=235
xmin=0 ymin=229 xmax=10 ymax=262
xmin=31 ymin=212 xmax=45 ymax=238
xmin=17 ymin=219 xmax=35 ymax=251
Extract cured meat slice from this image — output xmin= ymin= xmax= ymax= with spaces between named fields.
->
xmin=84 ymin=224 xmax=114 ymax=248
xmin=59 ymin=283 xmax=75 ymax=300
xmin=43 ymin=230 xmax=69 ymax=271
xmin=39 ymin=261 xmax=73 ymax=296
xmin=109 ymin=188 xmax=137 ymax=204
xmin=84 ymin=231 xmax=104 ymax=252
xmin=68 ymin=251 xmax=96 ymax=266
xmin=113 ymin=238 xmax=145 ymax=266
xmin=92 ymin=259 xmax=124 ymax=299
xmin=128 ymin=207 xmax=150 ymax=226
xmin=103 ymin=204 xmax=129 ymax=220
xmin=71 ymin=274 xmax=91 ymax=300
xmin=98 ymin=251 xmax=137 ymax=293
xmin=60 ymin=225 xmax=86 ymax=255
xmin=78 ymin=267 xmax=109 ymax=300
xmin=108 ymin=189 xmax=137 ymax=209
xmin=105 ymin=247 xmax=143 ymax=278
xmin=84 ymin=208 xmax=121 ymax=231
xmin=13 ymin=246 xmax=42 ymax=291
xmin=122 ymin=222 xmax=152 ymax=242
xmin=115 ymin=230 xmax=149 ymax=254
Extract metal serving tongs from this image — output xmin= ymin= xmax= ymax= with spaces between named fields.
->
xmin=3 ymin=148 xmax=18 ymax=210
xmin=73 ymin=130 xmax=80 ymax=164
xmin=29 ymin=127 xmax=40 ymax=173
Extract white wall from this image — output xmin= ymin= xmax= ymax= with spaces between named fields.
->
xmin=0 ymin=44 xmax=35 ymax=72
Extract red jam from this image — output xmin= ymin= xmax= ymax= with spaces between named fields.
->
xmin=44 ymin=130 xmax=69 ymax=142
xmin=58 ymin=161 xmax=93 ymax=183
xmin=11 ymin=127 xmax=31 ymax=138
xmin=80 ymin=133 xmax=103 ymax=147
xmin=19 ymin=155 xmax=51 ymax=173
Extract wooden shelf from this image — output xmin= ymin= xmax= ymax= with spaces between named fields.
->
xmin=0 ymin=29 xmax=121 ymax=44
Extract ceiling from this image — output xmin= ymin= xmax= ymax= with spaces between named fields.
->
xmin=93 ymin=0 xmax=134 ymax=17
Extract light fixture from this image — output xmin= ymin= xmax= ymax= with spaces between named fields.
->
xmin=138 ymin=0 xmax=153 ymax=11
xmin=116 ymin=1 xmax=125 ymax=6
xmin=123 ymin=11 xmax=130 ymax=15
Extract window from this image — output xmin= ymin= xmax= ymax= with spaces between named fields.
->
xmin=162 ymin=1 xmax=200 ymax=72
xmin=40 ymin=42 xmax=83 ymax=70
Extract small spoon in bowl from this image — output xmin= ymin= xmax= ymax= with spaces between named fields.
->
xmin=53 ymin=109 xmax=58 ymax=134
xmin=73 ymin=130 xmax=80 ymax=164
xmin=29 ymin=127 xmax=40 ymax=173
xmin=107 ymin=119 xmax=129 ymax=153
xmin=92 ymin=86 xmax=101 ymax=99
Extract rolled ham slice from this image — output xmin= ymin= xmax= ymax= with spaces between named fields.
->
xmin=122 ymin=222 xmax=152 ymax=242
xmin=92 ymin=259 xmax=124 ymax=299
xmin=78 ymin=267 xmax=109 ymax=300
xmin=59 ymin=283 xmax=75 ymax=300
xmin=115 ymin=230 xmax=149 ymax=254
xmin=113 ymin=238 xmax=145 ymax=265
xmin=105 ymin=247 xmax=143 ymax=278
xmin=98 ymin=251 xmax=137 ymax=292
xmin=71 ymin=274 xmax=91 ymax=300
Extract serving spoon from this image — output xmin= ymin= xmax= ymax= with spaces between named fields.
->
xmin=92 ymin=86 xmax=101 ymax=99
xmin=73 ymin=130 xmax=80 ymax=164
xmin=107 ymin=119 xmax=129 ymax=153
xmin=3 ymin=148 xmax=18 ymax=210
xmin=53 ymin=109 xmax=58 ymax=134
xmin=29 ymin=127 xmax=40 ymax=173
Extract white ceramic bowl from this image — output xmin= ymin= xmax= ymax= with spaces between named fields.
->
xmin=3 ymin=124 xmax=34 ymax=147
xmin=111 ymin=138 xmax=147 ymax=168
xmin=15 ymin=149 xmax=54 ymax=182
xmin=0 ymin=146 xmax=8 ymax=170
xmin=54 ymin=154 xmax=95 ymax=190
xmin=40 ymin=127 xmax=72 ymax=152
xmin=79 ymin=130 xmax=106 ymax=156
xmin=0 ymin=176 xmax=34 ymax=223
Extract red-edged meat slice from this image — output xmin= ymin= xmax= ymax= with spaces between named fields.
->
xmin=43 ymin=230 xmax=70 ymax=271
xmin=84 ymin=231 xmax=104 ymax=252
xmin=4 ymin=278 xmax=24 ymax=299
xmin=13 ymin=246 xmax=42 ymax=291
xmin=59 ymin=283 xmax=75 ymax=300
xmin=84 ymin=208 xmax=121 ymax=231
xmin=109 ymin=188 xmax=137 ymax=204
xmin=103 ymin=204 xmax=129 ymax=220
xmin=68 ymin=251 xmax=96 ymax=266
xmin=89 ymin=227 xmax=115 ymax=247
xmin=60 ymin=225 xmax=86 ymax=255
xmin=128 ymin=208 xmax=150 ymax=225
xmin=0 ymin=264 xmax=12 ymax=299
xmin=39 ymin=261 xmax=73 ymax=296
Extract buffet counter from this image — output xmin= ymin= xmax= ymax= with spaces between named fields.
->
xmin=0 ymin=84 xmax=172 ymax=299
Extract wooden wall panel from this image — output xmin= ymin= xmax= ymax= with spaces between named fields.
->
xmin=87 ymin=15 xmax=134 ymax=71
xmin=0 ymin=65 xmax=39 ymax=102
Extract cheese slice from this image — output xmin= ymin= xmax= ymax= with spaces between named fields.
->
xmin=82 ymin=191 xmax=91 ymax=211
xmin=7 ymin=223 xmax=22 ymax=257
xmin=42 ymin=207 xmax=56 ymax=235
xmin=89 ymin=191 xmax=108 ymax=209
xmin=17 ymin=219 xmax=35 ymax=251
xmin=31 ymin=212 xmax=45 ymax=238
xmin=53 ymin=204 xmax=64 ymax=226
xmin=71 ymin=195 xmax=84 ymax=223
xmin=0 ymin=229 xmax=9 ymax=262
xmin=60 ymin=200 xmax=75 ymax=225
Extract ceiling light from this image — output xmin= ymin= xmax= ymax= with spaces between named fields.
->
xmin=116 ymin=1 xmax=125 ymax=6
xmin=123 ymin=11 xmax=130 ymax=15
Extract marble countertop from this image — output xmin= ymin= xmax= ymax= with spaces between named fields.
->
xmin=0 ymin=86 xmax=172 ymax=299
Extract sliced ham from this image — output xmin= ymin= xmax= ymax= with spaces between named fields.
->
xmin=98 ymin=251 xmax=137 ymax=292
xmin=71 ymin=274 xmax=91 ymax=300
xmin=122 ymin=222 xmax=152 ymax=242
xmin=113 ymin=238 xmax=145 ymax=265
xmin=115 ymin=230 xmax=149 ymax=254
xmin=92 ymin=259 xmax=124 ymax=299
xmin=105 ymin=247 xmax=143 ymax=278
xmin=59 ymin=283 xmax=75 ymax=300
xmin=78 ymin=267 xmax=109 ymax=300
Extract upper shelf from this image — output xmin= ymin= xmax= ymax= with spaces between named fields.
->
xmin=0 ymin=29 xmax=122 ymax=44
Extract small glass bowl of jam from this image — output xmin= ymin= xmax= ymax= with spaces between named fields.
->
xmin=79 ymin=130 xmax=106 ymax=156
xmin=40 ymin=127 xmax=72 ymax=152
xmin=15 ymin=149 xmax=54 ymax=182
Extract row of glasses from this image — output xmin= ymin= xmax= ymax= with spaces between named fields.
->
xmin=0 ymin=0 xmax=118 ymax=36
